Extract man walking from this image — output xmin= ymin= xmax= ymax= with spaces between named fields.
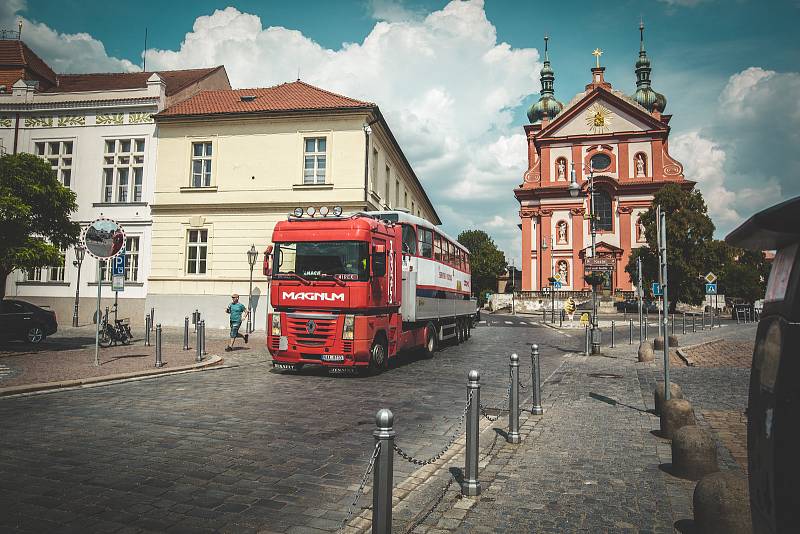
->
xmin=226 ymin=293 xmax=249 ymax=351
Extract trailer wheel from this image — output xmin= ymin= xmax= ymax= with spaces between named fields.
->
xmin=366 ymin=337 xmax=388 ymax=375
xmin=422 ymin=323 xmax=436 ymax=359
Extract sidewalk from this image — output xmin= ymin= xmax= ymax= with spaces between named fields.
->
xmin=0 ymin=324 xmax=268 ymax=395
xmin=393 ymin=322 xmax=757 ymax=533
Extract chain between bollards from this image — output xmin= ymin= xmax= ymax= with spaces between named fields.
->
xmin=372 ymin=409 xmax=395 ymax=534
xmin=462 ymin=370 xmax=481 ymax=497
xmin=155 ymin=323 xmax=163 ymax=368
xmin=531 ymin=344 xmax=543 ymax=415
xmin=183 ymin=316 xmax=189 ymax=350
xmin=144 ymin=313 xmax=151 ymax=347
xmin=507 ymin=354 xmax=520 ymax=444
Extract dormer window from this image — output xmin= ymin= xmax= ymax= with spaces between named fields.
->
xmin=240 ymin=95 xmax=257 ymax=102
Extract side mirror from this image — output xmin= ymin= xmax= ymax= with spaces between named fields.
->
xmin=263 ymin=245 xmax=274 ymax=276
xmin=372 ymin=244 xmax=387 ymax=277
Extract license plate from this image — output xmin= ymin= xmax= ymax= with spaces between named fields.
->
xmin=273 ymin=362 xmax=298 ymax=370
xmin=321 ymin=354 xmax=345 ymax=362
xmin=329 ymin=367 xmax=357 ymax=375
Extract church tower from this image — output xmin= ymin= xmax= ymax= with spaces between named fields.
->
xmin=515 ymin=27 xmax=694 ymax=293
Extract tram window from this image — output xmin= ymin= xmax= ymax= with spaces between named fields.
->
xmin=444 ymin=241 xmax=452 ymax=265
xmin=458 ymin=250 xmax=465 ymax=270
xmin=402 ymin=225 xmax=417 ymax=255
xmin=419 ymin=228 xmax=433 ymax=258
xmin=434 ymin=233 xmax=443 ymax=261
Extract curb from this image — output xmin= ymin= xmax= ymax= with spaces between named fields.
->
xmin=0 ymin=355 xmax=224 ymax=397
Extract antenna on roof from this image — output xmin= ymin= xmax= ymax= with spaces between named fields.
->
xmin=142 ymin=27 xmax=148 ymax=72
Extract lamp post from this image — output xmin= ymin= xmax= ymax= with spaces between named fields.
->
xmin=72 ymin=244 xmax=85 ymax=327
xmin=569 ymin=162 xmax=600 ymax=353
xmin=247 ymin=244 xmax=258 ymax=333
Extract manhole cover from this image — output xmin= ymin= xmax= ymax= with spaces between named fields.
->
xmin=587 ymin=373 xmax=623 ymax=379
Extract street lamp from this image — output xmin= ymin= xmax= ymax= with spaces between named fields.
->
xmin=72 ymin=244 xmax=86 ymax=327
xmin=569 ymin=162 xmax=601 ymax=354
xmin=247 ymin=244 xmax=258 ymax=333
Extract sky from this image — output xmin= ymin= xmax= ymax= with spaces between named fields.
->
xmin=5 ymin=0 xmax=799 ymax=264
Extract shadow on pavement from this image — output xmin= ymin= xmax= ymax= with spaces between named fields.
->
xmin=588 ymin=392 xmax=650 ymax=413
xmin=0 ymin=336 xmax=98 ymax=355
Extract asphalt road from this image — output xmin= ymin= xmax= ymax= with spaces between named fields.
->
xmin=0 ymin=315 xmax=572 ymax=533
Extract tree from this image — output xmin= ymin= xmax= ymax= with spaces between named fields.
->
xmin=625 ymin=183 xmax=715 ymax=309
xmin=717 ymin=247 xmax=770 ymax=303
xmin=457 ymin=229 xmax=507 ymax=302
xmin=0 ymin=153 xmax=80 ymax=298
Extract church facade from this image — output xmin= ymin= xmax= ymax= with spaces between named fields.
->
xmin=515 ymin=27 xmax=694 ymax=292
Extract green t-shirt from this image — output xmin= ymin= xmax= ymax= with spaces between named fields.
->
xmin=228 ymin=302 xmax=246 ymax=323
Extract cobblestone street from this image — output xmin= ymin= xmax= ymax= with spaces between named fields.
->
xmin=0 ymin=314 xmax=563 ymax=533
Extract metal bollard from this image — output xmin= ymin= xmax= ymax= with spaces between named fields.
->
xmin=559 ymin=310 xmax=562 ymax=328
xmin=463 ymin=370 xmax=481 ymax=496
xmin=701 ymin=309 xmax=706 ymax=330
xmin=200 ymin=320 xmax=207 ymax=355
xmin=693 ymin=314 xmax=697 ymax=332
xmin=196 ymin=321 xmax=202 ymax=362
xmin=145 ymin=314 xmax=151 ymax=346
xmin=657 ymin=310 xmax=662 ymax=339
xmin=193 ymin=309 xmax=199 ymax=332
xmin=531 ymin=344 xmax=543 ymax=415
xmin=584 ymin=325 xmax=589 ymax=356
xmin=611 ymin=321 xmax=615 ymax=348
xmin=683 ymin=312 xmax=686 ymax=335
xmin=155 ymin=323 xmax=164 ymax=368
xmin=629 ymin=319 xmax=633 ymax=345
xmin=710 ymin=307 xmax=714 ymax=329
xmin=508 ymin=354 xmax=521 ymax=444
xmin=183 ymin=316 xmax=190 ymax=350
xmin=150 ymin=307 xmax=155 ymax=327
xmin=373 ymin=409 xmax=395 ymax=534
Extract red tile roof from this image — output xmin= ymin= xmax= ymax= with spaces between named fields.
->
xmin=47 ymin=66 xmax=225 ymax=95
xmin=156 ymin=81 xmax=374 ymax=118
xmin=0 ymin=40 xmax=57 ymax=88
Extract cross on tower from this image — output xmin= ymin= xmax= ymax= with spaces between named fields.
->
xmin=592 ymin=48 xmax=603 ymax=68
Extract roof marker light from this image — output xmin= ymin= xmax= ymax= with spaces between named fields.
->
xmin=306 ymin=206 xmax=316 ymax=217
xmin=319 ymin=206 xmax=330 ymax=217
xmin=293 ymin=207 xmax=304 ymax=217
xmin=333 ymin=206 xmax=343 ymax=216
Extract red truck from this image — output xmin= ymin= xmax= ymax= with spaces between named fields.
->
xmin=266 ymin=208 xmax=477 ymax=374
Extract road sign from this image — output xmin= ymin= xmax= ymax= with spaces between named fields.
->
xmin=585 ymin=257 xmax=615 ymax=268
xmin=112 ymin=248 xmax=125 ymax=276
xmin=652 ymin=282 xmax=663 ymax=296
xmin=705 ymin=272 xmax=717 ymax=283
xmin=112 ymin=274 xmax=125 ymax=292
xmin=553 ymin=281 xmax=562 ymax=289
xmin=553 ymin=273 xmax=563 ymax=283
xmin=705 ymin=283 xmax=717 ymax=295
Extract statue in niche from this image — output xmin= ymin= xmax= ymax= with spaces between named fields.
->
xmin=635 ymin=154 xmax=646 ymax=177
xmin=558 ymin=260 xmax=568 ymax=285
xmin=636 ymin=217 xmax=646 ymax=242
xmin=557 ymin=221 xmax=568 ymax=244
xmin=557 ymin=159 xmax=566 ymax=181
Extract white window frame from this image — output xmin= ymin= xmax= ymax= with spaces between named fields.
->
xmin=303 ymin=137 xmax=327 ymax=184
xmin=23 ymin=247 xmax=66 ymax=282
xmin=190 ymin=141 xmax=213 ymax=188
xmin=186 ymin=229 xmax=209 ymax=275
xmin=34 ymin=140 xmax=73 ymax=188
xmin=102 ymin=138 xmax=145 ymax=203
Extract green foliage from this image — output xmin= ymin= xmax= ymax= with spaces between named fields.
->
xmin=457 ymin=229 xmax=507 ymax=300
xmin=716 ymin=246 xmax=770 ymax=302
xmin=625 ymin=184 xmax=715 ymax=307
xmin=0 ymin=153 xmax=80 ymax=296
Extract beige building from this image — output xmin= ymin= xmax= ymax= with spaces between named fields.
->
xmin=148 ymin=81 xmax=439 ymax=328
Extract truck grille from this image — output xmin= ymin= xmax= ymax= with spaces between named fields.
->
xmin=287 ymin=317 xmax=337 ymax=345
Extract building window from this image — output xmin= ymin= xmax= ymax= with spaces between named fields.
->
xmin=303 ymin=137 xmax=326 ymax=184
xmin=395 ymin=179 xmax=400 ymax=208
xmin=102 ymin=138 xmax=145 ymax=202
xmin=593 ymin=190 xmax=613 ymax=231
xmin=371 ymin=148 xmax=378 ymax=192
xmin=99 ymin=237 xmax=140 ymax=282
xmin=23 ymin=247 xmax=65 ymax=282
xmin=187 ymin=229 xmax=208 ymax=274
xmin=404 ymin=191 xmax=408 ymax=208
xmin=411 ymin=200 xmax=415 ymax=215
xmin=34 ymin=140 xmax=73 ymax=187
xmin=384 ymin=165 xmax=391 ymax=206
xmin=191 ymin=141 xmax=213 ymax=187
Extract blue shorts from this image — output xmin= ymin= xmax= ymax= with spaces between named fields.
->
xmin=230 ymin=321 xmax=242 ymax=338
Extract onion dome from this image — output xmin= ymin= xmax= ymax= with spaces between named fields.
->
xmin=632 ymin=21 xmax=667 ymax=113
xmin=527 ymin=36 xmax=564 ymax=123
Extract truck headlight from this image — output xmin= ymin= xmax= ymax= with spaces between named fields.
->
xmin=271 ymin=313 xmax=281 ymax=336
xmin=343 ymin=314 xmax=355 ymax=340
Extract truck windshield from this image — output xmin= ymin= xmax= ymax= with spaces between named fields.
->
xmin=274 ymin=241 xmax=369 ymax=281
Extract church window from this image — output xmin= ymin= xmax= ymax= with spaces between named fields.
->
xmin=590 ymin=153 xmax=611 ymax=171
xmin=593 ymin=190 xmax=613 ymax=231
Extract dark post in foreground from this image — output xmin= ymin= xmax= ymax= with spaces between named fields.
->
xmin=462 ymin=370 xmax=481 ymax=496
xmin=531 ymin=344 xmax=543 ymax=415
xmin=372 ymin=409 xmax=395 ymax=534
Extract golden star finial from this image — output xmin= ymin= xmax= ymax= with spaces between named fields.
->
xmin=592 ymin=48 xmax=603 ymax=68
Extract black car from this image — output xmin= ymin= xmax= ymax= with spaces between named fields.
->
xmin=614 ymin=299 xmax=659 ymax=314
xmin=0 ymin=299 xmax=58 ymax=344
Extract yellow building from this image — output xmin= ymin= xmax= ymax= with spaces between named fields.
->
xmin=147 ymin=81 xmax=439 ymax=328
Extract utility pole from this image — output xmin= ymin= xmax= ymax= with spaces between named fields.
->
xmin=658 ymin=206 xmax=671 ymax=401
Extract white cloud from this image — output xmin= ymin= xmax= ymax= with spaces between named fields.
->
xmin=718 ymin=67 xmax=775 ymax=117
xmin=368 ymin=0 xmax=423 ymax=22
xmin=2 ymin=0 xmax=137 ymax=73
xmin=143 ymin=1 xmax=540 ymax=262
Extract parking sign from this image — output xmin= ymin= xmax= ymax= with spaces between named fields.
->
xmin=112 ymin=248 xmax=125 ymax=276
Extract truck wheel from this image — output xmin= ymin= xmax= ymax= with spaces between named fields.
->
xmin=457 ymin=319 xmax=465 ymax=343
xmin=422 ymin=323 xmax=436 ymax=359
xmin=367 ymin=338 xmax=388 ymax=375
